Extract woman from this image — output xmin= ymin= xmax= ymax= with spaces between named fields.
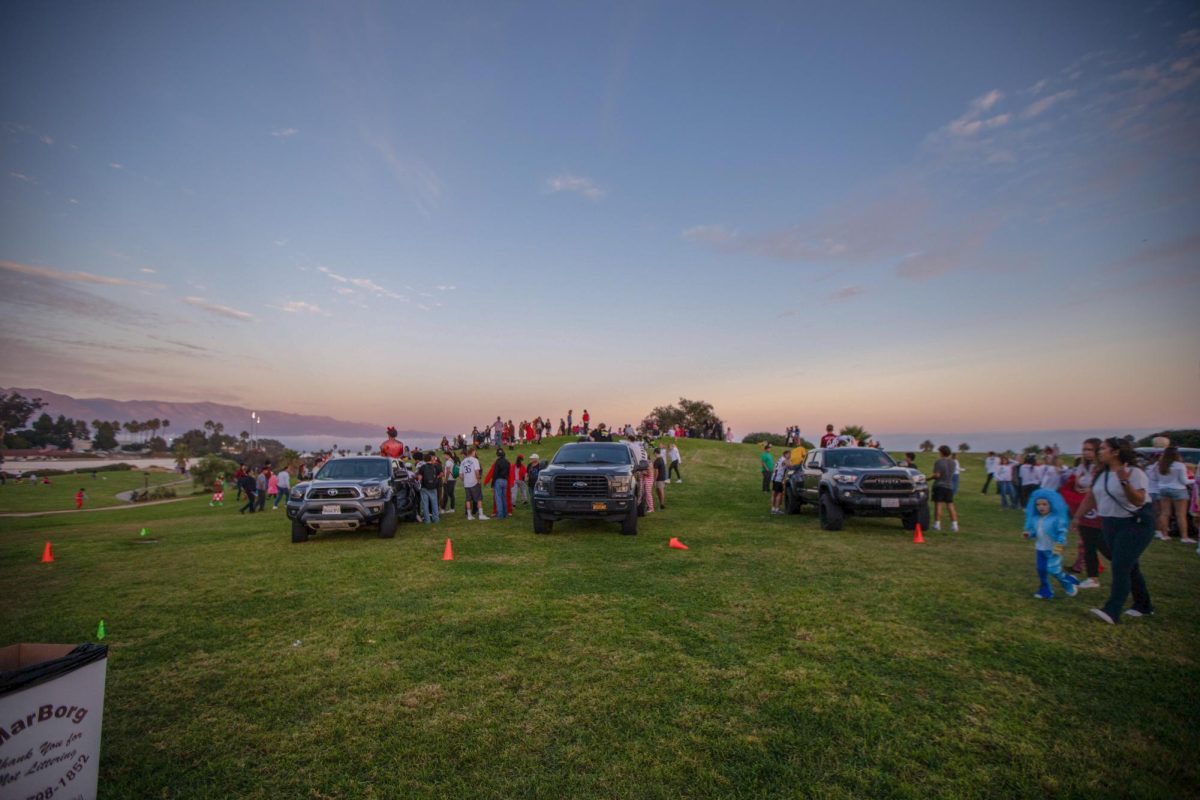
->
xmin=1063 ymin=438 xmax=1109 ymax=588
xmin=1070 ymin=437 xmax=1155 ymax=623
xmin=1156 ymin=446 xmax=1195 ymax=543
xmin=441 ymin=452 xmax=458 ymax=513
xmin=994 ymin=455 xmax=1018 ymax=510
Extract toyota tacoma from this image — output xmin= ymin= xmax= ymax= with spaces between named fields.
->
xmin=785 ymin=447 xmax=930 ymax=531
xmin=285 ymin=456 xmax=420 ymax=543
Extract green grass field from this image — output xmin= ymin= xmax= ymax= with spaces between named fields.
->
xmin=0 ymin=469 xmax=189 ymax=513
xmin=2 ymin=438 xmax=1197 ymax=799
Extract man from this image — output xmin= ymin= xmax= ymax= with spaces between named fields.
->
xmin=669 ymin=442 xmax=683 ymax=483
xmin=492 ymin=416 xmax=504 ymax=449
xmin=380 ymin=426 xmax=404 ymax=458
xmin=930 ymin=445 xmax=959 ymax=532
xmin=582 ymin=409 xmax=590 ymax=434
xmin=237 ymin=470 xmax=257 ymax=514
xmin=460 ymin=447 xmax=486 ymax=520
xmin=760 ymin=443 xmax=774 ymax=493
xmin=820 ymin=425 xmax=837 ymax=448
xmin=770 ymin=450 xmax=791 ymax=514
xmin=653 ymin=447 xmax=668 ymax=510
xmin=234 ymin=463 xmax=247 ymax=501
xmin=254 ymin=466 xmax=270 ymax=512
xmin=527 ymin=454 xmax=544 ymax=495
xmin=567 ymin=409 xmax=573 ymax=434
xmin=273 ymin=465 xmax=290 ymax=509
xmin=902 ymin=452 xmax=919 ymax=470
xmin=416 ymin=452 xmax=441 ymax=523
xmin=982 ymin=451 xmax=999 ymax=495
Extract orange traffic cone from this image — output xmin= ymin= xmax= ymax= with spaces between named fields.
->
xmin=442 ymin=538 xmax=454 ymax=561
xmin=668 ymin=537 xmax=688 ymax=550
xmin=41 ymin=541 xmax=54 ymax=563
xmin=913 ymin=524 xmax=924 ymax=544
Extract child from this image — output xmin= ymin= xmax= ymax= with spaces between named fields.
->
xmin=75 ymin=488 xmax=85 ymax=509
xmin=770 ymin=450 xmax=791 ymax=515
xmin=212 ymin=476 xmax=225 ymax=507
xmin=1024 ymin=489 xmax=1080 ymax=599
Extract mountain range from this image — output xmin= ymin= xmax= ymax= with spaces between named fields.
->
xmin=2 ymin=387 xmax=436 ymax=440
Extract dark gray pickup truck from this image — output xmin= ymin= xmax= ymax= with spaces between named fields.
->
xmin=285 ymin=456 xmax=419 ymax=543
xmin=785 ymin=447 xmax=930 ymax=532
xmin=531 ymin=441 xmax=647 ymax=535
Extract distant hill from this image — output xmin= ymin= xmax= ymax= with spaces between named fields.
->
xmin=1 ymin=387 xmax=437 ymax=440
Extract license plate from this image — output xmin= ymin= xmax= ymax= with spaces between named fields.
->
xmin=881 ymin=498 xmax=900 ymax=508
xmin=592 ymin=502 xmax=607 ymax=511
xmin=322 ymin=504 xmax=341 ymax=514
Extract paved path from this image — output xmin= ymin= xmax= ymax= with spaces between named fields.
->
xmin=0 ymin=478 xmax=196 ymax=518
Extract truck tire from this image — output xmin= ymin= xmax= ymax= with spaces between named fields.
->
xmin=291 ymin=518 xmax=309 ymax=543
xmin=533 ymin=510 xmax=553 ymax=534
xmin=620 ymin=504 xmax=638 ymax=535
xmin=818 ymin=493 xmax=844 ymax=531
xmin=379 ymin=503 xmax=397 ymax=539
xmin=785 ymin=485 xmax=803 ymax=514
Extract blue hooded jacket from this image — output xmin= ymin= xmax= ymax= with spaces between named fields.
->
xmin=1024 ymin=488 xmax=1070 ymax=545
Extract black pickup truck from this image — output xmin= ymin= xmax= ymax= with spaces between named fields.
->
xmin=785 ymin=447 xmax=930 ymax=531
xmin=285 ymin=456 xmax=419 ymax=543
xmin=531 ymin=441 xmax=648 ymax=535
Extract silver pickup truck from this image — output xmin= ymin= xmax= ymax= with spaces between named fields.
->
xmin=285 ymin=456 xmax=420 ymax=543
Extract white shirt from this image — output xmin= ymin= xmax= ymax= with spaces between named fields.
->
xmin=625 ymin=439 xmax=647 ymax=466
xmin=1039 ymin=467 xmax=1061 ymax=491
xmin=1156 ymin=462 xmax=1190 ymax=491
xmin=1091 ymin=467 xmax=1149 ymax=518
xmin=1146 ymin=466 xmax=1159 ymax=492
xmin=994 ymin=463 xmax=1013 ymax=481
xmin=985 ymin=456 xmax=998 ymax=475
xmin=460 ymin=456 xmax=481 ymax=488
xmin=772 ymin=459 xmax=790 ymax=482
xmin=1019 ymin=464 xmax=1040 ymax=485
xmin=276 ymin=469 xmax=290 ymax=490
xmin=669 ymin=445 xmax=681 ymax=464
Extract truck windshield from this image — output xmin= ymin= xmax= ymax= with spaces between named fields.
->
xmin=824 ymin=450 xmax=897 ymax=469
xmin=315 ymin=459 xmax=391 ymax=480
xmin=552 ymin=445 xmax=632 ymax=465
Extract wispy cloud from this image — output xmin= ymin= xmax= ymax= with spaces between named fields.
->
xmin=182 ymin=296 xmax=255 ymax=322
xmin=39 ymin=134 xmax=53 ymax=145
xmin=681 ymin=225 xmax=738 ymax=245
xmin=1022 ymin=89 xmax=1077 ymax=118
xmin=318 ymin=266 xmax=407 ymax=301
xmin=0 ymin=259 xmax=164 ymax=289
xmin=139 ymin=267 xmax=157 ymax=274
xmin=9 ymin=172 xmax=37 ymax=184
xmin=545 ymin=173 xmax=605 ymax=199
xmin=829 ymin=285 xmax=864 ymax=301
xmin=363 ymin=130 xmax=443 ymax=216
xmin=270 ymin=300 xmax=329 ymax=316
xmin=273 ymin=238 xmax=288 ymax=247
xmin=109 ymin=162 xmax=125 ymax=170
xmin=271 ymin=128 xmax=299 ymax=138
xmin=936 ymin=90 xmax=1013 ymax=138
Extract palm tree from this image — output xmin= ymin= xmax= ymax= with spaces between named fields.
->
xmin=239 ymin=431 xmax=250 ymax=448
xmin=839 ymin=424 xmax=872 ymax=444
xmin=919 ymin=440 xmax=935 ymax=453
xmin=161 ymin=418 xmax=170 ymax=441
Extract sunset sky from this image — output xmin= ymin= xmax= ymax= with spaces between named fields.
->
xmin=1 ymin=1 xmax=1197 ymax=438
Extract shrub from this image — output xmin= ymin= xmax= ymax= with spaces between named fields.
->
xmin=1136 ymin=429 xmax=1200 ymax=448
xmin=742 ymin=432 xmax=787 ymax=446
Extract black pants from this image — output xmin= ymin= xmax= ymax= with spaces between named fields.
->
xmin=981 ymin=473 xmax=993 ymax=494
xmin=669 ymin=461 xmax=681 ymax=481
xmin=1101 ymin=515 xmax=1155 ymax=618
xmin=762 ymin=471 xmax=771 ymax=492
xmin=442 ymin=480 xmax=456 ymax=510
xmin=255 ymin=488 xmax=267 ymax=511
xmin=1080 ymin=525 xmax=1110 ymax=579
xmin=240 ymin=491 xmax=256 ymax=514
xmin=1019 ymin=483 xmax=1037 ymax=506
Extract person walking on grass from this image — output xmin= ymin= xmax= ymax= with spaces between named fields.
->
xmin=1155 ymin=446 xmax=1195 ymax=542
xmin=75 ymin=488 xmax=85 ymax=509
xmin=274 ymin=466 xmax=290 ymax=510
xmin=669 ymin=442 xmax=682 ymax=483
xmin=267 ymin=471 xmax=279 ymax=509
xmin=460 ymin=447 xmax=487 ymax=520
xmin=930 ymin=445 xmax=959 ymax=531
xmin=255 ymin=466 xmax=270 ymax=512
xmin=1070 ymin=437 xmax=1155 ymax=624
xmin=485 ymin=448 xmax=511 ymax=519
xmin=770 ymin=450 xmax=791 ymax=515
xmin=237 ymin=470 xmax=257 ymax=514
xmin=994 ymin=455 xmax=1018 ymax=510
xmin=512 ymin=454 xmax=530 ymax=507
xmin=982 ymin=451 xmax=998 ymax=494
xmin=416 ymin=452 xmax=441 ymax=524
xmin=760 ymin=443 xmax=774 ymax=493
xmin=653 ymin=447 xmax=668 ymax=510
xmin=1063 ymin=438 xmax=1108 ymax=588
xmin=1023 ymin=489 xmax=1080 ymax=599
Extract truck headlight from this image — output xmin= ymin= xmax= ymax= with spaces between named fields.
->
xmin=609 ymin=476 xmax=632 ymax=494
xmin=363 ymin=485 xmax=384 ymax=499
xmin=833 ymin=475 xmax=858 ymax=484
xmin=289 ymin=487 xmax=305 ymax=500
xmin=912 ymin=475 xmax=927 ymax=485
xmin=535 ymin=477 xmax=550 ymax=493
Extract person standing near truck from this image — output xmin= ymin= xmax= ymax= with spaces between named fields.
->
xmin=931 ymin=445 xmax=959 ymax=532
xmin=380 ymin=426 xmax=404 ymax=458
xmin=760 ymin=443 xmax=774 ymax=493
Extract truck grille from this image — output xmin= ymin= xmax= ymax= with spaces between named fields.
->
xmin=553 ymin=475 xmax=609 ymax=497
xmin=307 ymin=487 xmax=360 ymax=499
xmin=859 ymin=475 xmax=914 ymax=495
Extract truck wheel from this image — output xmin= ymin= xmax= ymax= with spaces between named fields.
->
xmin=620 ymin=505 xmax=638 ymax=535
xmin=818 ymin=493 xmax=844 ymax=531
xmin=379 ymin=504 xmax=397 ymax=538
xmin=901 ymin=510 xmax=917 ymax=531
xmin=291 ymin=518 xmax=309 ymax=543
xmin=533 ymin=511 xmax=553 ymax=534
xmin=785 ymin=485 xmax=803 ymax=514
